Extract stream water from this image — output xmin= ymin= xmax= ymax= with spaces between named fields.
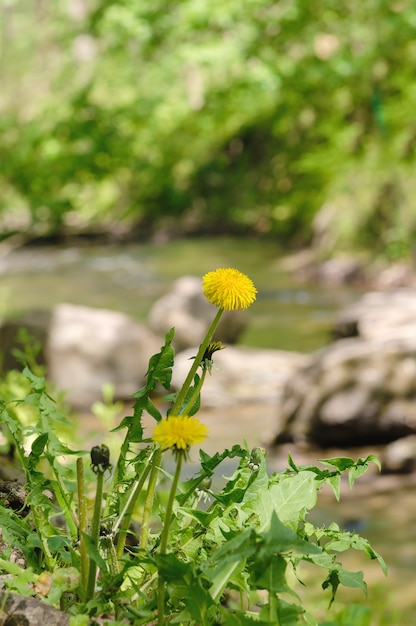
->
xmin=0 ymin=236 xmax=414 ymax=623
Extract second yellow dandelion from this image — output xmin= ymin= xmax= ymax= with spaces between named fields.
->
xmin=152 ymin=415 xmax=208 ymax=451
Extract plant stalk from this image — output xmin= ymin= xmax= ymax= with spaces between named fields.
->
xmin=157 ymin=452 xmax=183 ymax=626
xmin=140 ymin=447 xmax=162 ymax=551
xmin=115 ymin=457 xmax=154 ymax=559
xmin=269 ymin=583 xmax=280 ymax=625
xmin=171 ymin=308 xmax=223 ymax=414
xmin=86 ymin=470 xmax=104 ymax=600
xmin=182 ymin=366 xmax=207 ymax=416
xmin=76 ymin=457 xmax=88 ymax=600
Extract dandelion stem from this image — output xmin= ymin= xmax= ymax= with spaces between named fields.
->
xmin=269 ymin=591 xmax=280 ymax=625
xmin=157 ymin=452 xmax=183 ymax=626
xmin=140 ymin=447 xmax=162 ymax=551
xmin=86 ymin=470 xmax=104 ymax=601
xmin=76 ymin=457 xmax=88 ymax=600
xmin=172 ymin=308 xmax=223 ymax=415
xmin=182 ymin=366 xmax=207 ymax=415
xmin=115 ymin=454 xmax=154 ymax=559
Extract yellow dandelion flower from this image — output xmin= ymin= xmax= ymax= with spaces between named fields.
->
xmin=152 ymin=415 xmax=208 ymax=451
xmin=202 ymin=268 xmax=257 ymax=311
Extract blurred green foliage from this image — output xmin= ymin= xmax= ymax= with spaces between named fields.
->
xmin=1 ymin=0 xmax=416 ymax=254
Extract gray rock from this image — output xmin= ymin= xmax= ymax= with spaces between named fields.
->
xmin=274 ymin=337 xmax=416 ymax=447
xmin=171 ymin=345 xmax=310 ymax=408
xmin=382 ymin=435 xmax=416 ymax=473
xmin=148 ymin=276 xmax=247 ymax=351
xmin=47 ymin=303 xmax=162 ymax=407
xmin=334 ymin=289 xmax=416 ymax=341
xmin=0 ymin=590 xmax=69 ymax=626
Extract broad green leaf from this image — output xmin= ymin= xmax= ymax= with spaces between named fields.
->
xmin=338 ymin=568 xmax=367 ymax=595
xmin=203 ymin=528 xmax=257 ymax=600
xmin=256 ymin=471 xmax=318 ymax=530
xmin=154 ymin=552 xmax=189 ymax=579
xmin=262 ymin=512 xmax=320 ymax=555
xmin=259 ymin=598 xmax=304 ymax=626
xmin=250 ymin=553 xmax=289 ymax=593
xmin=180 ymin=580 xmax=212 ymax=623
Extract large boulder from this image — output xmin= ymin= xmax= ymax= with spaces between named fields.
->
xmin=334 ymin=289 xmax=416 ymax=341
xmin=148 ymin=276 xmax=248 ymax=351
xmin=47 ymin=304 xmax=162 ymax=407
xmin=0 ymin=304 xmax=162 ymax=408
xmin=171 ymin=345 xmax=310 ymax=408
xmin=274 ymin=336 xmax=416 ymax=447
xmin=381 ymin=435 xmax=416 ymax=473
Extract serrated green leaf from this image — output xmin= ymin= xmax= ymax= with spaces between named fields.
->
xmin=287 ymin=452 xmax=300 ymax=473
xmin=262 ymin=471 xmax=318 ymax=530
xmin=318 ymin=457 xmax=355 ymax=471
xmin=203 ymin=528 xmax=257 ymax=600
xmin=338 ymin=568 xmax=367 ymax=595
xmin=250 ymin=553 xmax=289 ymax=593
xmin=259 ymin=598 xmax=304 ymax=626
xmin=177 ymin=446 xmax=247 ymax=505
xmin=154 ymin=552 xmax=189 ymax=579
xmin=144 ymin=331 xmax=175 ymax=391
xmin=180 ymin=581 xmax=212 ymax=622
xmin=325 ymin=473 xmax=341 ymax=501
xmin=82 ymin=533 xmax=109 ymax=574
xmin=261 ymin=512 xmax=321 ymax=556
xmin=348 ymin=455 xmax=381 ymax=487
xmin=22 ymin=366 xmax=46 ymax=392
xmin=350 ymin=534 xmax=388 ymax=575
xmin=322 ymin=569 xmax=340 ymax=606
xmin=364 ymin=454 xmax=381 ymax=472
xmin=31 ymin=431 xmax=48 ymax=455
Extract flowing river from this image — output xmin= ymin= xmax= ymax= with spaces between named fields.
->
xmin=0 ymin=236 xmax=414 ymax=623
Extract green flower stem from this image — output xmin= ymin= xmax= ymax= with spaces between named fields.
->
xmin=171 ymin=308 xmax=223 ymax=415
xmin=86 ymin=470 xmax=105 ymax=601
xmin=140 ymin=447 xmax=162 ymax=551
xmin=76 ymin=458 xmax=88 ymax=600
xmin=157 ymin=451 xmax=184 ymax=626
xmin=115 ymin=457 xmax=154 ymax=560
xmin=52 ymin=469 xmax=79 ymax=540
xmin=269 ymin=591 xmax=280 ymax=625
xmin=182 ymin=366 xmax=207 ymax=415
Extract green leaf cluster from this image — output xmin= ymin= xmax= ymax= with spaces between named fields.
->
xmin=0 ymin=331 xmax=386 ymax=625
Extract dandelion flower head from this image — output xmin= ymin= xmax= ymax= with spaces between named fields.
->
xmin=152 ymin=415 xmax=208 ymax=451
xmin=202 ymin=268 xmax=257 ymax=311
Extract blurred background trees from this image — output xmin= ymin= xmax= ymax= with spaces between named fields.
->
xmin=1 ymin=0 xmax=415 ymax=258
